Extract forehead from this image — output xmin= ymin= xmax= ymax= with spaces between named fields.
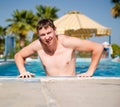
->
xmin=38 ymin=26 xmax=53 ymax=34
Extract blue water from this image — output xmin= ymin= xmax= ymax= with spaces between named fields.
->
xmin=0 ymin=60 xmax=120 ymax=77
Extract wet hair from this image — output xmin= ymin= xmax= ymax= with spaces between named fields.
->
xmin=36 ymin=19 xmax=56 ymax=33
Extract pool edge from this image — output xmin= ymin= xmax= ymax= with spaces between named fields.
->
xmin=0 ymin=76 xmax=120 ymax=82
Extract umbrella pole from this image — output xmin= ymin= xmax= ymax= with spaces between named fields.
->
xmin=109 ymin=35 xmax=111 ymax=44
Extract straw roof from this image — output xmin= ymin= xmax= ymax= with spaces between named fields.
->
xmin=54 ymin=11 xmax=111 ymax=39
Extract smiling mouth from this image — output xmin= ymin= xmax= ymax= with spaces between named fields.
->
xmin=46 ymin=37 xmax=52 ymax=45
xmin=46 ymin=40 xmax=50 ymax=44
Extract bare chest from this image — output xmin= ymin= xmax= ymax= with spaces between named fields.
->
xmin=37 ymin=47 xmax=74 ymax=68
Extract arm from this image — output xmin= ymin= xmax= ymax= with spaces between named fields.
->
xmin=14 ymin=40 xmax=40 ymax=78
xmin=62 ymin=36 xmax=104 ymax=77
xmin=78 ymin=40 xmax=103 ymax=77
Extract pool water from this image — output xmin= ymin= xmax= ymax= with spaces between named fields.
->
xmin=76 ymin=61 xmax=120 ymax=77
xmin=0 ymin=60 xmax=120 ymax=77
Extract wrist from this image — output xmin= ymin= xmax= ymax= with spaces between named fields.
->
xmin=20 ymin=70 xmax=27 ymax=74
xmin=86 ymin=70 xmax=94 ymax=76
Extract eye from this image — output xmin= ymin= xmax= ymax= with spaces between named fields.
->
xmin=40 ymin=34 xmax=45 ymax=37
xmin=47 ymin=31 xmax=52 ymax=35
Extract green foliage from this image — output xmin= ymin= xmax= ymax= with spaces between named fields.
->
xmin=0 ymin=25 xmax=6 ymax=36
xmin=36 ymin=5 xmax=59 ymax=20
xmin=6 ymin=9 xmax=38 ymax=48
xmin=6 ymin=9 xmax=38 ymax=35
xmin=77 ymin=52 xmax=92 ymax=58
xmin=0 ymin=26 xmax=6 ymax=55
xmin=111 ymin=0 xmax=120 ymax=18
xmin=111 ymin=0 xmax=120 ymax=3
xmin=111 ymin=44 xmax=120 ymax=57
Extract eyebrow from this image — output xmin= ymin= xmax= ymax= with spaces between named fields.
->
xmin=39 ymin=30 xmax=52 ymax=36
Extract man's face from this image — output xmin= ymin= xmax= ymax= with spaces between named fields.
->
xmin=38 ymin=26 xmax=56 ymax=46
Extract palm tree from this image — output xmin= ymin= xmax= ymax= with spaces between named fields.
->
xmin=36 ymin=5 xmax=59 ymax=20
xmin=111 ymin=0 xmax=120 ymax=18
xmin=0 ymin=26 xmax=6 ymax=54
xmin=6 ymin=9 xmax=38 ymax=48
xmin=0 ymin=25 xmax=6 ymax=36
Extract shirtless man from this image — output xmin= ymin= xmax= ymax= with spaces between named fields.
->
xmin=14 ymin=19 xmax=103 ymax=78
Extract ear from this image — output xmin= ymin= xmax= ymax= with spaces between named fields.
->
xmin=54 ymin=27 xmax=56 ymax=30
xmin=54 ymin=27 xmax=57 ymax=33
xmin=54 ymin=27 xmax=57 ymax=30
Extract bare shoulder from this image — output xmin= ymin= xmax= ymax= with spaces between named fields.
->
xmin=27 ymin=39 xmax=42 ymax=52
xmin=58 ymin=35 xmax=82 ymax=48
xmin=19 ymin=39 xmax=42 ymax=54
xmin=58 ymin=35 xmax=73 ymax=44
xmin=58 ymin=35 xmax=103 ymax=51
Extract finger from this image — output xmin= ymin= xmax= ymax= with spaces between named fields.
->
xmin=18 ymin=75 xmax=22 ymax=78
xmin=27 ymin=72 xmax=34 ymax=78
xmin=27 ymin=74 xmax=31 ymax=78
xmin=17 ymin=72 xmax=35 ymax=78
xmin=78 ymin=74 xmax=89 ymax=78
xmin=79 ymin=75 xmax=86 ymax=78
xmin=18 ymin=74 xmax=28 ymax=78
xmin=24 ymin=75 xmax=27 ymax=78
xmin=30 ymin=73 xmax=35 ymax=77
xmin=82 ymin=75 xmax=91 ymax=78
xmin=18 ymin=74 xmax=24 ymax=78
xmin=76 ymin=74 xmax=81 ymax=77
xmin=77 ymin=74 xmax=84 ymax=77
xmin=26 ymin=72 xmax=34 ymax=77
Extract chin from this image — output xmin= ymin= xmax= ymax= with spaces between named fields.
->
xmin=48 ymin=41 xmax=54 ymax=46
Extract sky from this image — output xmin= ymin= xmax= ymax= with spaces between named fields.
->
xmin=0 ymin=0 xmax=120 ymax=45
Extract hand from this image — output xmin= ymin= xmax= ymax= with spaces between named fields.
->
xmin=77 ymin=72 xmax=93 ymax=78
xmin=18 ymin=71 xmax=35 ymax=78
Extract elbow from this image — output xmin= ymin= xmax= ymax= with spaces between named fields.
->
xmin=14 ymin=52 xmax=26 ymax=63
xmin=96 ymin=44 xmax=104 ymax=57
xmin=14 ymin=52 xmax=23 ymax=62
xmin=93 ymin=44 xmax=104 ymax=54
xmin=14 ymin=52 xmax=19 ymax=62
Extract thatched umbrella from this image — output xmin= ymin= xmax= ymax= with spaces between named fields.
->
xmin=54 ymin=11 xmax=111 ymax=40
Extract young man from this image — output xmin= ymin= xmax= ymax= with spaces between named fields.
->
xmin=14 ymin=19 xmax=103 ymax=78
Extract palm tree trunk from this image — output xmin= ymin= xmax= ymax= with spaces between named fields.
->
xmin=19 ymin=35 xmax=25 ymax=49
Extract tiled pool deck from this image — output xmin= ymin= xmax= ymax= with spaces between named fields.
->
xmin=0 ymin=77 xmax=120 ymax=107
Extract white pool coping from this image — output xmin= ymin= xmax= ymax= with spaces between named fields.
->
xmin=0 ymin=77 xmax=120 ymax=82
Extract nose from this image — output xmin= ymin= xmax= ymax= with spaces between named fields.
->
xmin=45 ymin=34 xmax=49 ymax=39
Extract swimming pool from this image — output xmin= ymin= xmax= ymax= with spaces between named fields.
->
xmin=0 ymin=59 xmax=120 ymax=77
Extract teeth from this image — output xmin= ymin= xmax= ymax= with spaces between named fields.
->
xmin=46 ymin=37 xmax=52 ymax=43
xmin=46 ymin=40 xmax=49 ymax=42
xmin=46 ymin=40 xmax=50 ymax=44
